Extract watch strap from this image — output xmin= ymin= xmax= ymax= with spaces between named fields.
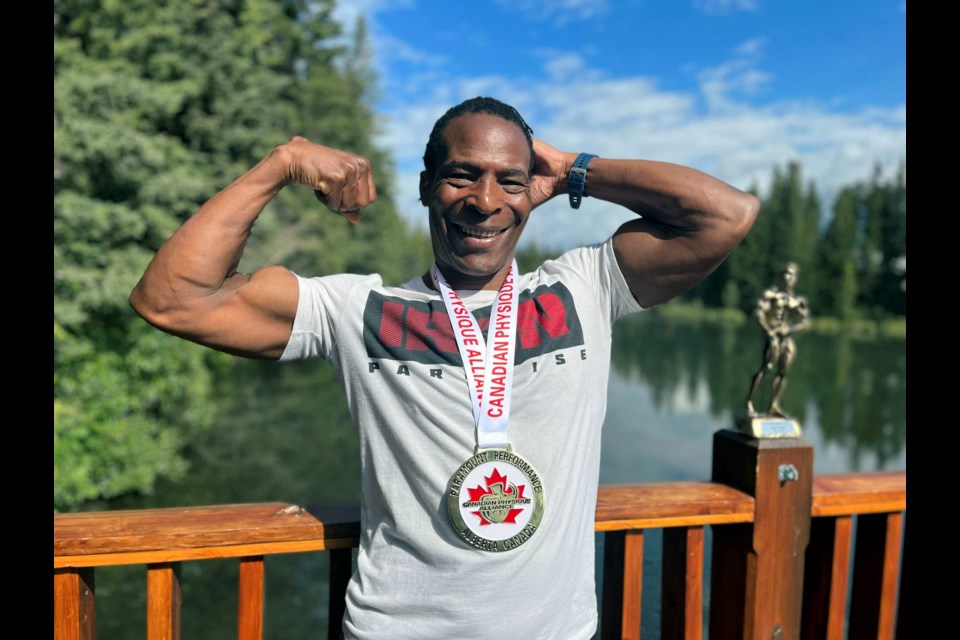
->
xmin=568 ymin=153 xmax=597 ymax=209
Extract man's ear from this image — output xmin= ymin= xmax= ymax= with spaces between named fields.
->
xmin=419 ymin=171 xmax=430 ymax=205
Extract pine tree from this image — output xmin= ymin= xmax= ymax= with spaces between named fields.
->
xmin=54 ymin=0 xmax=428 ymax=509
xmin=817 ymin=188 xmax=859 ymax=319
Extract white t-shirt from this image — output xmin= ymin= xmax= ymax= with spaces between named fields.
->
xmin=281 ymin=238 xmax=643 ymax=640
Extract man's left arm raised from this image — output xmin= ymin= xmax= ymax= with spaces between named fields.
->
xmin=530 ymin=140 xmax=760 ymax=309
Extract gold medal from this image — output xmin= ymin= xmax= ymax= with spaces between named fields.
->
xmin=446 ymin=448 xmax=545 ymax=552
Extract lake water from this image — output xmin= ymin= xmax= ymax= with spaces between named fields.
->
xmin=91 ymin=312 xmax=906 ymax=638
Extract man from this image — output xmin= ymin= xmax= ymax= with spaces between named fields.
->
xmin=130 ymin=96 xmax=758 ymax=639
xmin=745 ymin=262 xmax=811 ymax=418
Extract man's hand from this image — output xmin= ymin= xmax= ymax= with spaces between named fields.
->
xmin=529 ymin=139 xmax=576 ymax=208
xmin=277 ymin=136 xmax=378 ymax=224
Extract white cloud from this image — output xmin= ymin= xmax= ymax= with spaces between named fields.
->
xmin=735 ymin=37 xmax=767 ymax=56
xmin=542 ymin=53 xmax=587 ymax=81
xmin=693 ymin=0 xmax=759 ymax=16
xmin=696 ymin=38 xmax=772 ymax=112
xmin=494 ymin=0 xmax=610 ymax=25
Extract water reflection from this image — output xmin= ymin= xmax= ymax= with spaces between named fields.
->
xmin=609 ymin=313 xmax=906 ymax=473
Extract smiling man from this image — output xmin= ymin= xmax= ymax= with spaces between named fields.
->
xmin=130 ymin=96 xmax=758 ymax=639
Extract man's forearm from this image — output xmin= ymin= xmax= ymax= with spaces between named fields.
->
xmin=130 ymin=150 xmax=288 ymax=322
xmin=574 ymin=157 xmax=754 ymax=233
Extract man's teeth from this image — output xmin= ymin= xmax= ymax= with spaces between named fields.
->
xmin=455 ymin=224 xmax=503 ymax=238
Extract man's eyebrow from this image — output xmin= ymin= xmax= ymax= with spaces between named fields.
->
xmin=438 ymin=161 xmax=529 ymax=180
xmin=438 ymin=161 xmax=480 ymax=174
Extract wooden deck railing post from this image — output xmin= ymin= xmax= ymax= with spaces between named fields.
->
xmin=54 ymin=567 xmax=95 ymax=640
xmin=238 ymin=556 xmax=265 ymax=640
xmin=709 ymin=429 xmax=813 ymax=640
xmin=800 ymin=515 xmax=853 ymax=640
xmin=146 ymin=562 xmax=182 ymax=640
xmin=848 ymin=511 xmax=903 ymax=639
xmin=662 ymin=526 xmax=704 ymax=640
xmin=895 ymin=520 xmax=906 ymax=640
xmin=600 ymin=529 xmax=644 ymax=640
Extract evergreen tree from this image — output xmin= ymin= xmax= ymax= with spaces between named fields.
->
xmin=858 ymin=164 xmax=887 ymax=314
xmin=879 ymin=162 xmax=907 ymax=315
xmin=722 ymin=182 xmax=768 ymax=312
xmin=817 ymin=188 xmax=859 ymax=318
xmin=800 ymin=182 xmax=822 ymax=303
xmin=54 ymin=0 xmax=428 ymax=510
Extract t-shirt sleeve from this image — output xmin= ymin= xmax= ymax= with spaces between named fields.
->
xmin=547 ymin=238 xmax=644 ymax=323
xmin=279 ymin=273 xmax=379 ymax=361
xmin=597 ymin=236 xmax=645 ymax=321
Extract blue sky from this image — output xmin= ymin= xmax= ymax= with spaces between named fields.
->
xmin=332 ymin=0 xmax=906 ymax=250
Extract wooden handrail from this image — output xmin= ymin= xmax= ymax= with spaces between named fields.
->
xmin=811 ymin=471 xmax=907 ymax=516
xmin=54 ymin=473 xmax=906 ymax=566
xmin=55 ymin=484 xmax=753 ymax=568
xmin=54 ymin=503 xmax=360 ymax=568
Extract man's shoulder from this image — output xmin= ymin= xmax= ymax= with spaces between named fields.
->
xmin=521 ymin=239 xmax=614 ymax=278
xmin=295 ymin=271 xmax=431 ymax=295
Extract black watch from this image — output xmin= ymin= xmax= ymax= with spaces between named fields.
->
xmin=567 ymin=153 xmax=597 ymax=209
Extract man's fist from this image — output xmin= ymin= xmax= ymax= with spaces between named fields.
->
xmin=277 ymin=136 xmax=378 ymax=223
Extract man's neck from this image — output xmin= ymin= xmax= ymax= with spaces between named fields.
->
xmin=430 ymin=262 xmax=514 ymax=292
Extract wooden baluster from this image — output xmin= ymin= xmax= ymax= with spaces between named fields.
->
xmin=54 ymin=568 xmax=95 ymax=640
xmin=801 ymin=515 xmax=853 ymax=640
xmin=601 ymin=529 xmax=644 ymax=640
xmin=895 ymin=520 xmax=906 ymax=640
xmin=661 ymin=526 xmax=704 ymax=640
xmin=238 ymin=557 xmax=265 ymax=640
xmin=849 ymin=512 xmax=903 ymax=640
xmin=328 ymin=547 xmax=353 ymax=640
xmin=147 ymin=562 xmax=181 ymax=640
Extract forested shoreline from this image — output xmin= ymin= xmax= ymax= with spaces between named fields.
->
xmin=54 ymin=0 xmax=905 ymax=511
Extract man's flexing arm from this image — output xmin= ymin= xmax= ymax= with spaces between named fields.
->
xmin=129 ymin=137 xmax=377 ymax=359
xmin=529 ymin=139 xmax=760 ymax=309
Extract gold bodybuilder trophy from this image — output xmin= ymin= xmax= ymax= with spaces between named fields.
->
xmin=739 ymin=262 xmax=810 ymax=438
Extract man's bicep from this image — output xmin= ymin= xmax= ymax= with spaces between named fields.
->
xmin=177 ymin=265 xmax=300 ymax=360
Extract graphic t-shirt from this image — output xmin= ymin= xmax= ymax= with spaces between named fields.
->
xmin=281 ymin=238 xmax=643 ymax=640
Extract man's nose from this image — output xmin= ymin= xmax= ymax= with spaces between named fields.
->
xmin=467 ymin=176 xmax=500 ymax=215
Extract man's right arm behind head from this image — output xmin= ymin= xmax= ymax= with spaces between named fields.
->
xmin=129 ymin=138 xmax=377 ymax=360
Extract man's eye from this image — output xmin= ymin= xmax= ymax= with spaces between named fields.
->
xmin=445 ymin=174 xmax=473 ymax=186
xmin=501 ymin=182 xmax=528 ymax=194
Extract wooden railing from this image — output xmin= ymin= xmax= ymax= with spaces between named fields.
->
xmin=54 ymin=432 xmax=906 ymax=639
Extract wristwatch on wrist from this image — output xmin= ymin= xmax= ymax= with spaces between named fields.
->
xmin=567 ymin=153 xmax=598 ymax=209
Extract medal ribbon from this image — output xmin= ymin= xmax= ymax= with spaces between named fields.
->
xmin=432 ymin=261 xmax=519 ymax=450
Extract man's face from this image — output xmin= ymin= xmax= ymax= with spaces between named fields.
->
xmin=420 ymin=113 xmax=533 ymax=290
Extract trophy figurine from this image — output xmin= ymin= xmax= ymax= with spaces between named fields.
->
xmin=739 ymin=262 xmax=810 ymax=438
